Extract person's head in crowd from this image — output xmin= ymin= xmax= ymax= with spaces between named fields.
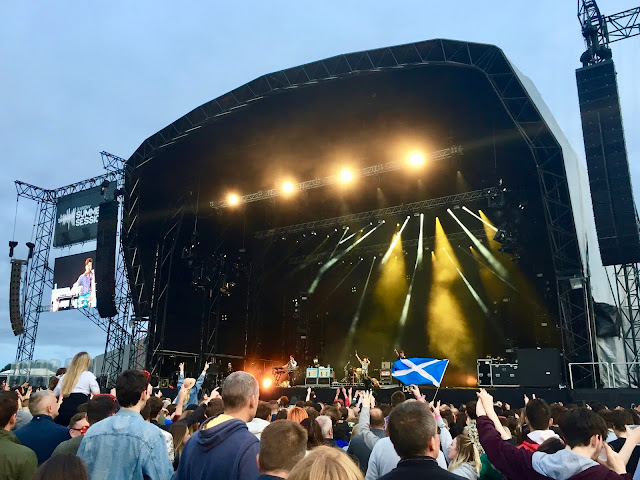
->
xmin=166 ymin=404 xmax=177 ymax=417
xmin=68 ymin=412 xmax=89 ymax=438
xmin=300 ymin=418 xmax=324 ymax=450
xmin=141 ymin=401 xmax=152 ymax=421
xmin=146 ymin=396 xmax=165 ymax=422
xmin=48 ymin=377 xmax=60 ymax=392
xmin=465 ymin=400 xmax=478 ymax=421
xmin=388 ymin=400 xmax=439 ymax=460
xmin=0 ymin=390 xmax=19 ymax=430
xmin=205 ymin=397 xmax=224 ymax=419
xmin=55 ymin=368 xmax=67 ymax=378
xmin=369 ymin=407 xmax=385 ymax=430
xmin=441 ymin=409 xmax=455 ymax=428
xmin=115 ymin=370 xmax=150 ymax=411
xmin=170 ymin=423 xmax=190 ymax=461
xmin=288 ymin=406 xmax=309 ymax=424
xmin=448 ymin=433 xmax=480 ymax=475
xmin=379 ymin=404 xmax=392 ymax=419
xmin=590 ymin=401 xmax=607 ymax=414
xmin=537 ymin=437 xmax=566 ymax=454
xmin=269 ymin=400 xmax=279 ymax=413
xmin=278 ymin=396 xmax=290 ymax=408
xmin=627 ymin=408 xmax=640 ymax=425
xmin=598 ymin=409 xmax=614 ymax=431
xmin=255 ymin=401 xmax=272 ymax=421
xmin=321 ymin=406 xmax=339 ymax=427
xmin=221 ymin=371 xmax=259 ymax=423
xmin=29 ymin=390 xmax=60 ymax=419
xmin=561 ymin=407 xmax=608 ymax=459
xmin=312 ymin=403 xmax=322 ymax=413
xmin=295 ymin=401 xmax=305 ymax=408
xmin=506 ymin=416 xmax=519 ymax=441
xmin=550 ymin=403 xmax=568 ymax=428
xmin=275 ymin=409 xmax=289 ymax=421
xmin=60 ymin=352 xmax=91 ymax=398
xmin=305 ymin=407 xmax=319 ymax=422
xmin=32 ymin=454 xmax=88 ymax=480
xmin=288 ymin=445 xmax=363 ymax=480
xmin=333 ymin=399 xmax=344 ymax=408
xmin=338 ymin=406 xmax=348 ymax=421
xmin=316 ymin=415 xmax=333 ymax=439
xmin=76 ymin=403 xmax=88 ymax=414
xmin=390 ymin=391 xmax=405 ymax=409
xmin=258 ymin=420 xmax=307 ymax=478
xmin=525 ymin=398 xmax=552 ymax=431
xmin=610 ymin=409 xmax=633 ymax=436
xmin=86 ymin=395 xmax=116 ymax=425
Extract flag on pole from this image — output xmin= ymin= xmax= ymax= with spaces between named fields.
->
xmin=392 ymin=357 xmax=449 ymax=387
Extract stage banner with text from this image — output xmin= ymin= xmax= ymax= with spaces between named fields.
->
xmin=53 ymin=185 xmax=115 ymax=247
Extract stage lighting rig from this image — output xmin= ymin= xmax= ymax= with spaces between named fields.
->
xmin=100 ymin=180 xmax=110 ymax=195
xmin=8 ymin=241 xmax=18 ymax=258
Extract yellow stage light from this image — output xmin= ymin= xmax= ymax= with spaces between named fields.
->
xmin=340 ymin=169 xmax=354 ymax=183
xmin=407 ymin=152 xmax=425 ymax=167
xmin=262 ymin=378 xmax=273 ymax=389
xmin=227 ymin=193 xmax=240 ymax=206
xmin=282 ymin=181 xmax=295 ymax=194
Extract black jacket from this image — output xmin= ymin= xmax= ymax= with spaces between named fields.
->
xmin=380 ymin=456 xmax=465 ymax=480
xmin=347 ymin=429 xmax=385 ymax=473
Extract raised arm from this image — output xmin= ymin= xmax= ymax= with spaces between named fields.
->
xmin=358 ymin=391 xmax=379 ymax=450
xmin=355 ymin=351 xmax=362 ymax=363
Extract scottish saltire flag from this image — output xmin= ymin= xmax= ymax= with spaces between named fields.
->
xmin=392 ymin=357 xmax=449 ymax=387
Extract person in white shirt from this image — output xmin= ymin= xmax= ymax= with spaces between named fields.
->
xmin=54 ymin=351 xmax=100 ymax=426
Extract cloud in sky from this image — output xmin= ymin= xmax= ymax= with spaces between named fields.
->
xmin=0 ymin=1 xmax=638 ymax=368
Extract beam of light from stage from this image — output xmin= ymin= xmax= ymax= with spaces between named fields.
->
xmin=347 ymin=257 xmax=377 ymax=338
xmin=447 ymin=209 xmax=508 ymax=278
xmin=463 ymin=206 xmax=498 ymax=232
xmin=381 ymin=216 xmax=410 ymax=265
xmin=442 ymin=247 xmax=490 ymax=316
xmin=339 ymin=231 xmax=358 ymax=245
xmin=312 ymin=258 xmax=364 ymax=311
xmin=395 ymin=213 xmax=424 ymax=347
xmin=330 ymin=227 xmax=349 ymax=257
xmin=308 ymin=223 xmax=381 ymax=294
xmin=428 ymin=218 xmax=475 ymax=371
xmin=460 ymin=245 xmax=518 ymax=291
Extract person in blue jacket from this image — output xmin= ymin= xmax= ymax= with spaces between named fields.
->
xmin=173 ymin=362 xmax=209 ymax=406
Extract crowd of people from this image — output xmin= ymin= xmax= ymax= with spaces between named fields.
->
xmin=3 ymin=351 xmax=640 ymax=480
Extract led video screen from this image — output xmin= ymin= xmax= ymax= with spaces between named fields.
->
xmin=50 ymin=251 xmax=97 ymax=312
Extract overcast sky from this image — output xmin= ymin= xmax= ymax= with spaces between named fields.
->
xmin=1 ymin=1 xmax=638 ymax=370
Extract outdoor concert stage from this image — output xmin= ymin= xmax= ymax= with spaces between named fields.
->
xmin=124 ymin=39 xmax=607 ymax=389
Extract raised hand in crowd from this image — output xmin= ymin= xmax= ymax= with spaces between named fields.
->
xmin=600 ymin=443 xmax=627 ymax=475
xmin=429 ymin=400 xmax=442 ymax=417
xmin=409 ymin=384 xmax=423 ymax=401
xmin=179 ymin=362 xmax=185 ymax=372
xmin=155 ymin=390 xmax=163 ymax=398
xmin=210 ymin=387 xmax=221 ymax=399
xmin=203 ymin=362 xmax=210 ymax=372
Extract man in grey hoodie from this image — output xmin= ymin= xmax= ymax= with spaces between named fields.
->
xmin=476 ymin=389 xmax=640 ymax=480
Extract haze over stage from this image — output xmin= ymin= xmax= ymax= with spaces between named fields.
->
xmin=123 ymin=39 xmax=609 ymax=387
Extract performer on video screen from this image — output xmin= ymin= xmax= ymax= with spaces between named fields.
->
xmin=75 ymin=257 xmax=95 ymax=308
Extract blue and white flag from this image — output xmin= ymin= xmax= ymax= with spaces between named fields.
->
xmin=392 ymin=357 xmax=449 ymax=387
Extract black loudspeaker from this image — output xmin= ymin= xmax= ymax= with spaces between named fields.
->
xmin=576 ymin=60 xmax=640 ymax=266
xmin=517 ymin=348 xmax=562 ymax=387
xmin=96 ymin=200 xmax=118 ymax=318
xmin=9 ymin=260 xmax=26 ymax=335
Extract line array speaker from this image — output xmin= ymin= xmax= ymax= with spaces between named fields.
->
xmin=9 ymin=259 xmax=26 ymax=335
xmin=576 ymin=60 xmax=640 ymax=266
xmin=96 ymin=200 xmax=118 ymax=318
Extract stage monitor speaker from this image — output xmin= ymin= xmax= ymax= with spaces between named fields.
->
xmin=9 ymin=259 xmax=26 ymax=336
xmin=96 ymin=200 xmax=118 ymax=318
xmin=517 ymin=348 xmax=562 ymax=387
xmin=576 ymin=60 xmax=640 ymax=266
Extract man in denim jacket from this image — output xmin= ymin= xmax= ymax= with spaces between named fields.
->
xmin=78 ymin=370 xmax=173 ymax=480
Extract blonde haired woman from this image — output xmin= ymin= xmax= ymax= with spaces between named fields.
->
xmin=447 ymin=433 xmax=481 ymax=480
xmin=54 ymin=352 xmax=100 ymax=426
xmin=288 ymin=445 xmax=363 ymax=480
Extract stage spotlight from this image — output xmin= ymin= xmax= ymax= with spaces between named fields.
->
xmin=340 ymin=169 xmax=354 ymax=183
xmin=8 ymin=241 xmax=18 ymax=258
xmin=493 ymin=229 xmax=507 ymax=244
xmin=282 ymin=181 xmax=295 ymax=194
xmin=227 ymin=193 xmax=240 ymax=206
xmin=262 ymin=378 xmax=273 ymax=389
xmin=100 ymin=180 xmax=110 ymax=195
xmin=407 ymin=152 xmax=425 ymax=167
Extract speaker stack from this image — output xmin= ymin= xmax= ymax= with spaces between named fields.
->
xmin=96 ymin=200 xmax=118 ymax=318
xmin=9 ymin=259 xmax=26 ymax=335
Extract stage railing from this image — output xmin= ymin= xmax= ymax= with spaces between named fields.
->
xmin=568 ymin=362 xmax=612 ymax=389
xmin=610 ymin=362 xmax=640 ymax=388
